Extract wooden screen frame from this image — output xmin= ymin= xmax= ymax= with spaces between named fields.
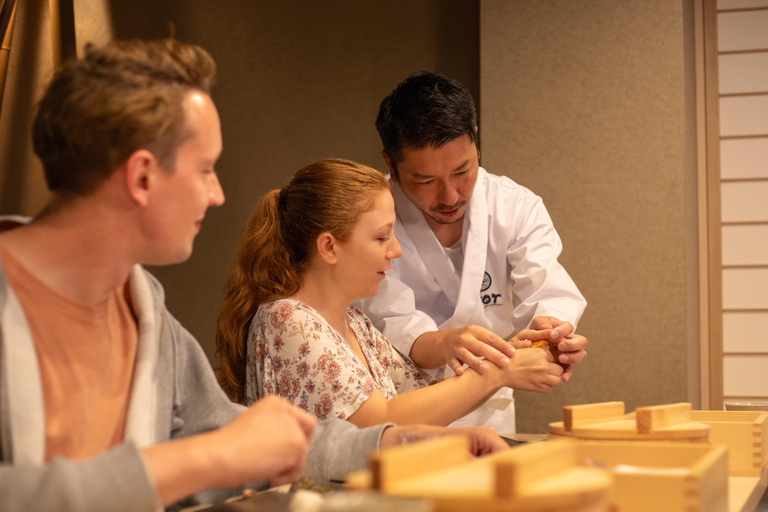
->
xmin=694 ymin=0 xmax=724 ymax=410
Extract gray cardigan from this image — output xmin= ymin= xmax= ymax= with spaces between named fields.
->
xmin=0 ymin=254 xmax=388 ymax=511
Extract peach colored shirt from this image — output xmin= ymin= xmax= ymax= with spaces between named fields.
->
xmin=1 ymin=248 xmax=137 ymax=461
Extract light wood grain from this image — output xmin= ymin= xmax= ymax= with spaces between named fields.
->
xmin=691 ymin=410 xmax=768 ymax=476
xmin=636 ymin=402 xmax=692 ymax=433
xmin=349 ymin=437 xmax=732 ymax=512
xmin=355 ymin=437 xmax=613 ymax=511
xmin=563 ymin=402 xmax=626 ymax=431
xmin=370 ymin=435 xmax=470 ymax=491
xmin=552 ymin=402 xmax=710 ymax=442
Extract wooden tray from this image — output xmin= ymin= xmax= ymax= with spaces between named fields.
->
xmin=548 ymin=402 xmax=710 ymax=442
xmin=346 ymin=435 xmax=613 ymax=512
xmin=346 ymin=435 xmax=729 ymax=512
xmin=548 ymin=402 xmax=768 ymax=477
xmin=570 ymin=440 xmax=728 ymax=512
xmin=690 ymin=410 xmax=768 ymax=477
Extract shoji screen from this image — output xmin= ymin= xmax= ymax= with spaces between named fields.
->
xmin=717 ymin=0 xmax=768 ymax=405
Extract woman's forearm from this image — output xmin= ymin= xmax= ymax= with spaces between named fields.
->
xmin=348 ymin=367 xmax=505 ymax=427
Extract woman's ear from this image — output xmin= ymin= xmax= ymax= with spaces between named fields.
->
xmin=124 ymin=149 xmax=159 ymax=206
xmin=316 ymin=232 xmax=338 ymax=265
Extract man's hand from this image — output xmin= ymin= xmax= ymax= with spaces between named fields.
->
xmin=379 ymin=424 xmax=508 ymax=455
xmin=141 ymin=396 xmax=316 ymax=506
xmin=210 ymin=396 xmax=316 ymax=487
xmin=415 ymin=325 xmax=551 ymax=376
xmin=530 ymin=316 xmax=588 ymax=382
xmin=450 ymin=426 xmax=510 ymax=455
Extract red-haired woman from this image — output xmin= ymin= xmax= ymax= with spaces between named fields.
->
xmin=216 ymin=159 xmax=563 ymax=428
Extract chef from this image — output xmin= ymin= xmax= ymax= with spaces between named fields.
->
xmin=357 ymin=71 xmax=588 ymax=432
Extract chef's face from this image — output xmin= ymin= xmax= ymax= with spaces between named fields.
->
xmin=384 ymin=135 xmax=478 ymax=227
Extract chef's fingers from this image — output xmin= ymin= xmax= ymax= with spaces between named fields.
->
xmin=508 ymin=337 xmax=532 ymax=350
xmin=557 ymin=333 xmax=588 ymax=353
xmin=469 ymin=327 xmax=516 ymax=358
xmin=448 ymin=356 xmax=466 ymax=376
xmin=561 ymin=364 xmax=573 ymax=382
xmin=464 ymin=337 xmax=511 ymax=369
xmin=558 ymin=348 xmax=587 ymax=366
xmin=549 ymin=321 xmax=574 ymax=340
xmin=531 ymin=316 xmax=574 ymax=340
xmin=454 ymin=347 xmax=489 ymax=374
xmin=515 ymin=328 xmax=554 ymax=343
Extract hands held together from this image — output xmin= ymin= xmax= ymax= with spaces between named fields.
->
xmin=433 ymin=316 xmax=587 ymax=392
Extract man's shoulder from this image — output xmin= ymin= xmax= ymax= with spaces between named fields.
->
xmin=478 ymin=167 xmax=540 ymax=203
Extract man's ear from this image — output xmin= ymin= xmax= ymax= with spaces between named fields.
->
xmin=381 ymin=151 xmax=399 ymax=183
xmin=315 ymin=232 xmax=338 ymax=265
xmin=124 ymin=149 xmax=158 ymax=206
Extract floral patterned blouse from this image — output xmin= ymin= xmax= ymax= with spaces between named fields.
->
xmin=245 ymin=298 xmax=431 ymax=420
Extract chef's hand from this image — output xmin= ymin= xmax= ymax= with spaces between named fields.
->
xmin=530 ymin=316 xmax=588 ymax=382
xmin=379 ymin=424 xmax=508 ymax=455
xmin=411 ymin=325 xmax=551 ymax=376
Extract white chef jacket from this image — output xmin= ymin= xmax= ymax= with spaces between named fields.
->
xmin=356 ymin=167 xmax=586 ymax=432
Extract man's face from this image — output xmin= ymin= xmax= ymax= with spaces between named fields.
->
xmin=386 ymin=135 xmax=478 ymax=228
xmin=145 ymin=91 xmax=225 ymax=264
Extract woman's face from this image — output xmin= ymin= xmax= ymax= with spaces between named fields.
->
xmin=334 ymin=189 xmax=402 ymax=301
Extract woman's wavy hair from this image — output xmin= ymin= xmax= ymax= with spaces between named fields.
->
xmin=216 ymin=158 xmax=389 ymax=402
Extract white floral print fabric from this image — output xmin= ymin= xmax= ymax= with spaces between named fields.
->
xmin=245 ymin=298 xmax=430 ymax=420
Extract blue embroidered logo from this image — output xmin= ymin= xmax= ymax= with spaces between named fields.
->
xmin=481 ymin=272 xmax=492 ymax=292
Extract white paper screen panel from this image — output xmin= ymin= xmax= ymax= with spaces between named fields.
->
xmin=720 ymin=96 xmax=768 ymax=136
xmin=719 ymin=10 xmax=768 ymax=51
xmin=724 ymin=312 xmax=768 ymax=352
xmin=720 ymin=138 xmax=768 ymax=179
xmin=723 ymin=268 xmax=768 ymax=308
xmin=721 ymin=181 xmax=768 ymax=222
xmin=724 ymin=355 xmax=768 ymax=396
xmin=722 ymin=225 xmax=768 ymax=265
xmin=718 ymin=0 xmax=768 ymax=9
xmin=719 ymin=54 xmax=768 ymax=94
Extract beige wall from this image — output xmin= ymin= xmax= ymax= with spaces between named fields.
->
xmin=481 ymin=0 xmax=696 ymax=432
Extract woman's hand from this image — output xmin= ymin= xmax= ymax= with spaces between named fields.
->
xmin=379 ymin=424 xmax=508 ymax=455
xmin=500 ymin=342 xmax=564 ymax=393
